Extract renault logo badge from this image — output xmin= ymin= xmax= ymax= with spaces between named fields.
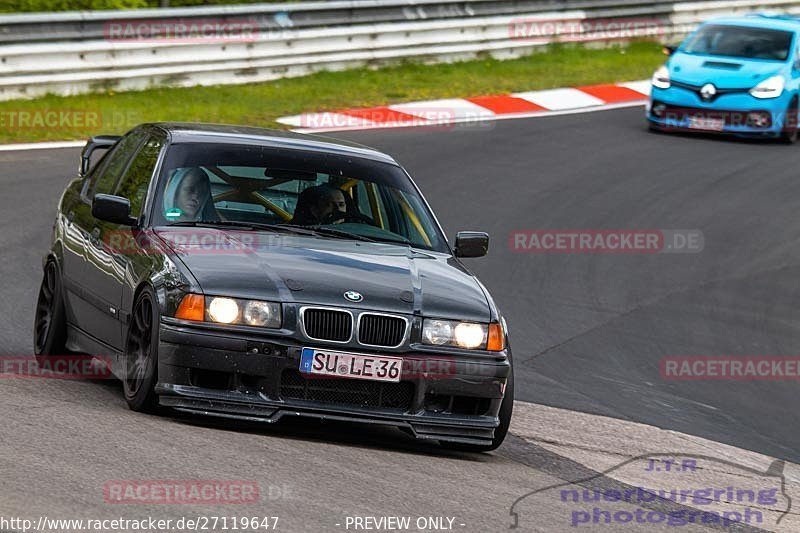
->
xmin=344 ymin=290 xmax=363 ymax=302
xmin=700 ymin=83 xmax=717 ymax=101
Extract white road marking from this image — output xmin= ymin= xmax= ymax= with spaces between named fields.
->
xmin=0 ymin=140 xmax=85 ymax=152
xmin=389 ymin=98 xmax=495 ymax=120
xmin=512 ymin=87 xmax=606 ymax=110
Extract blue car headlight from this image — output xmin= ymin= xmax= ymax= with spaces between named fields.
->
xmin=750 ymin=75 xmax=785 ymax=99
xmin=651 ymin=65 xmax=670 ymax=89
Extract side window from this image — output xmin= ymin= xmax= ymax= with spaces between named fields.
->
xmin=392 ymin=189 xmax=435 ymax=247
xmin=81 ymin=147 xmax=113 ymax=199
xmin=90 ymin=131 xmax=147 ymax=197
xmin=355 ymin=181 xmax=371 ymax=216
xmin=115 ymin=135 xmax=164 ymax=218
xmin=355 ymin=181 xmax=387 ymax=228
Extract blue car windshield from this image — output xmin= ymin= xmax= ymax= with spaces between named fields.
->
xmin=682 ymin=24 xmax=793 ymax=61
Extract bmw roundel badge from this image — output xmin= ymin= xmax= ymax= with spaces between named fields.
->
xmin=344 ymin=290 xmax=363 ymax=302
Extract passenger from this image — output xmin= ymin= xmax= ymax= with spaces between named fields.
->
xmin=163 ymin=167 xmax=218 ymax=222
xmin=291 ymin=184 xmax=347 ymax=225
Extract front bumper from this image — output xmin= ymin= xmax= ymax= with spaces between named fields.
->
xmin=648 ymin=85 xmax=793 ymax=136
xmin=155 ymin=320 xmax=511 ymax=446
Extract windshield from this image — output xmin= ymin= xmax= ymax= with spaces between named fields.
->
xmin=681 ymin=24 xmax=793 ymax=61
xmin=152 ymin=142 xmax=448 ymax=252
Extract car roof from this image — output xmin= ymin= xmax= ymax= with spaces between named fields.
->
xmin=145 ymin=122 xmax=399 ymax=165
xmin=704 ymin=14 xmax=800 ymax=33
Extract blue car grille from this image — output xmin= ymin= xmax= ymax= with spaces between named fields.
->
xmin=668 ymin=80 xmax=749 ymax=102
xmin=651 ymin=102 xmax=774 ymax=129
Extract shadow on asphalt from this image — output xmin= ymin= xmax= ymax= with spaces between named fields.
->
xmin=169 ymin=411 xmax=498 ymax=462
xmin=78 ymin=372 xmax=498 ymax=462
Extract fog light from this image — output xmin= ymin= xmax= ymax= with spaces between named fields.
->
xmin=652 ymin=103 xmax=667 ymax=118
xmin=746 ymin=112 xmax=771 ymax=128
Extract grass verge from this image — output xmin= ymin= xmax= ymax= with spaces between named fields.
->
xmin=0 ymin=41 xmax=663 ymax=143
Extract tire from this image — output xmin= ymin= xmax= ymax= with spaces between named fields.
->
xmin=441 ymin=363 xmax=514 ymax=453
xmin=781 ymin=97 xmax=799 ymax=144
xmin=123 ymin=286 xmax=161 ymax=413
xmin=33 ymin=261 xmax=68 ymax=366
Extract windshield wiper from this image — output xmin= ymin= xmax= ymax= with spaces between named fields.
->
xmin=166 ymin=220 xmax=322 ymax=236
xmin=166 ymin=220 xmax=408 ymax=245
xmin=300 ymin=225 xmax=414 ymax=247
xmin=167 ymin=220 xmax=256 ymax=229
xmin=278 ymin=224 xmax=378 ymax=243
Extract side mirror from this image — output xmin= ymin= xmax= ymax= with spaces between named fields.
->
xmin=454 ymin=231 xmax=489 ymax=258
xmin=92 ymin=194 xmax=137 ymax=226
xmin=80 ymin=135 xmax=121 ymax=176
xmin=662 ymin=45 xmax=677 ymax=56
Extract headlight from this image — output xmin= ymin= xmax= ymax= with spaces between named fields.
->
xmin=175 ymin=294 xmax=281 ymax=328
xmin=208 ymin=297 xmax=239 ymax=324
xmin=651 ymin=65 xmax=671 ymax=89
xmin=454 ymin=322 xmax=486 ymax=349
xmin=422 ymin=319 xmax=505 ymax=351
xmin=243 ymin=300 xmax=279 ymax=327
xmin=750 ymin=75 xmax=784 ymax=99
xmin=422 ymin=319 xmax=454 ymax=345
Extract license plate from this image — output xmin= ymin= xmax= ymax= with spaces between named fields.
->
xmin=688 ymin=116 xmax=724 ymax=131
xmin=299 ymin=348 xmax=402 ymax=382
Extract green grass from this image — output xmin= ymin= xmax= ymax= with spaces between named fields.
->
xmin=0 ymin=0 xmax=300 ymax=13
xmin=0 ymin=42 xmax=663 ymax=143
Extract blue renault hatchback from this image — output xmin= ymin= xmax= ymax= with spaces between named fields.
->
xmin=648 ymin=14 xmax=800 ymax=142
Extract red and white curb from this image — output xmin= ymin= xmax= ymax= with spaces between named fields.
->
xmin=278 ymin=80 xmax=651 ymax=133
xmin=0 ymin=80 xmax=650 ymax=151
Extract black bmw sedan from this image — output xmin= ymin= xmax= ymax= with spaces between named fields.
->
xmin=34 ymin=123 xmax=513 ymax=451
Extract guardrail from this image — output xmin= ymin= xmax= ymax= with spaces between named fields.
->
xmin=1 ymin=0 xmax=799 ymax=101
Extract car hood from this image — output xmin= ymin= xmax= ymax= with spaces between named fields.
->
xmin=669 ymin=52 xmax=785 ymax=88
xmin=155 ymin=229 xmax=491 ymax=322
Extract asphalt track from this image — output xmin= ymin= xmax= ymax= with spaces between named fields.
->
xmin=0 ymin=106 xmax=798 ymax=531
xmin=337 ymin=110 xmax=800 ymax=463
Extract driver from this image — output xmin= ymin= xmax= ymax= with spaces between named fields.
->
xmin=163 ymin=167 xmax=218 ymax=222
xmin=291 ymin=184 xmax=347 ymax=225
